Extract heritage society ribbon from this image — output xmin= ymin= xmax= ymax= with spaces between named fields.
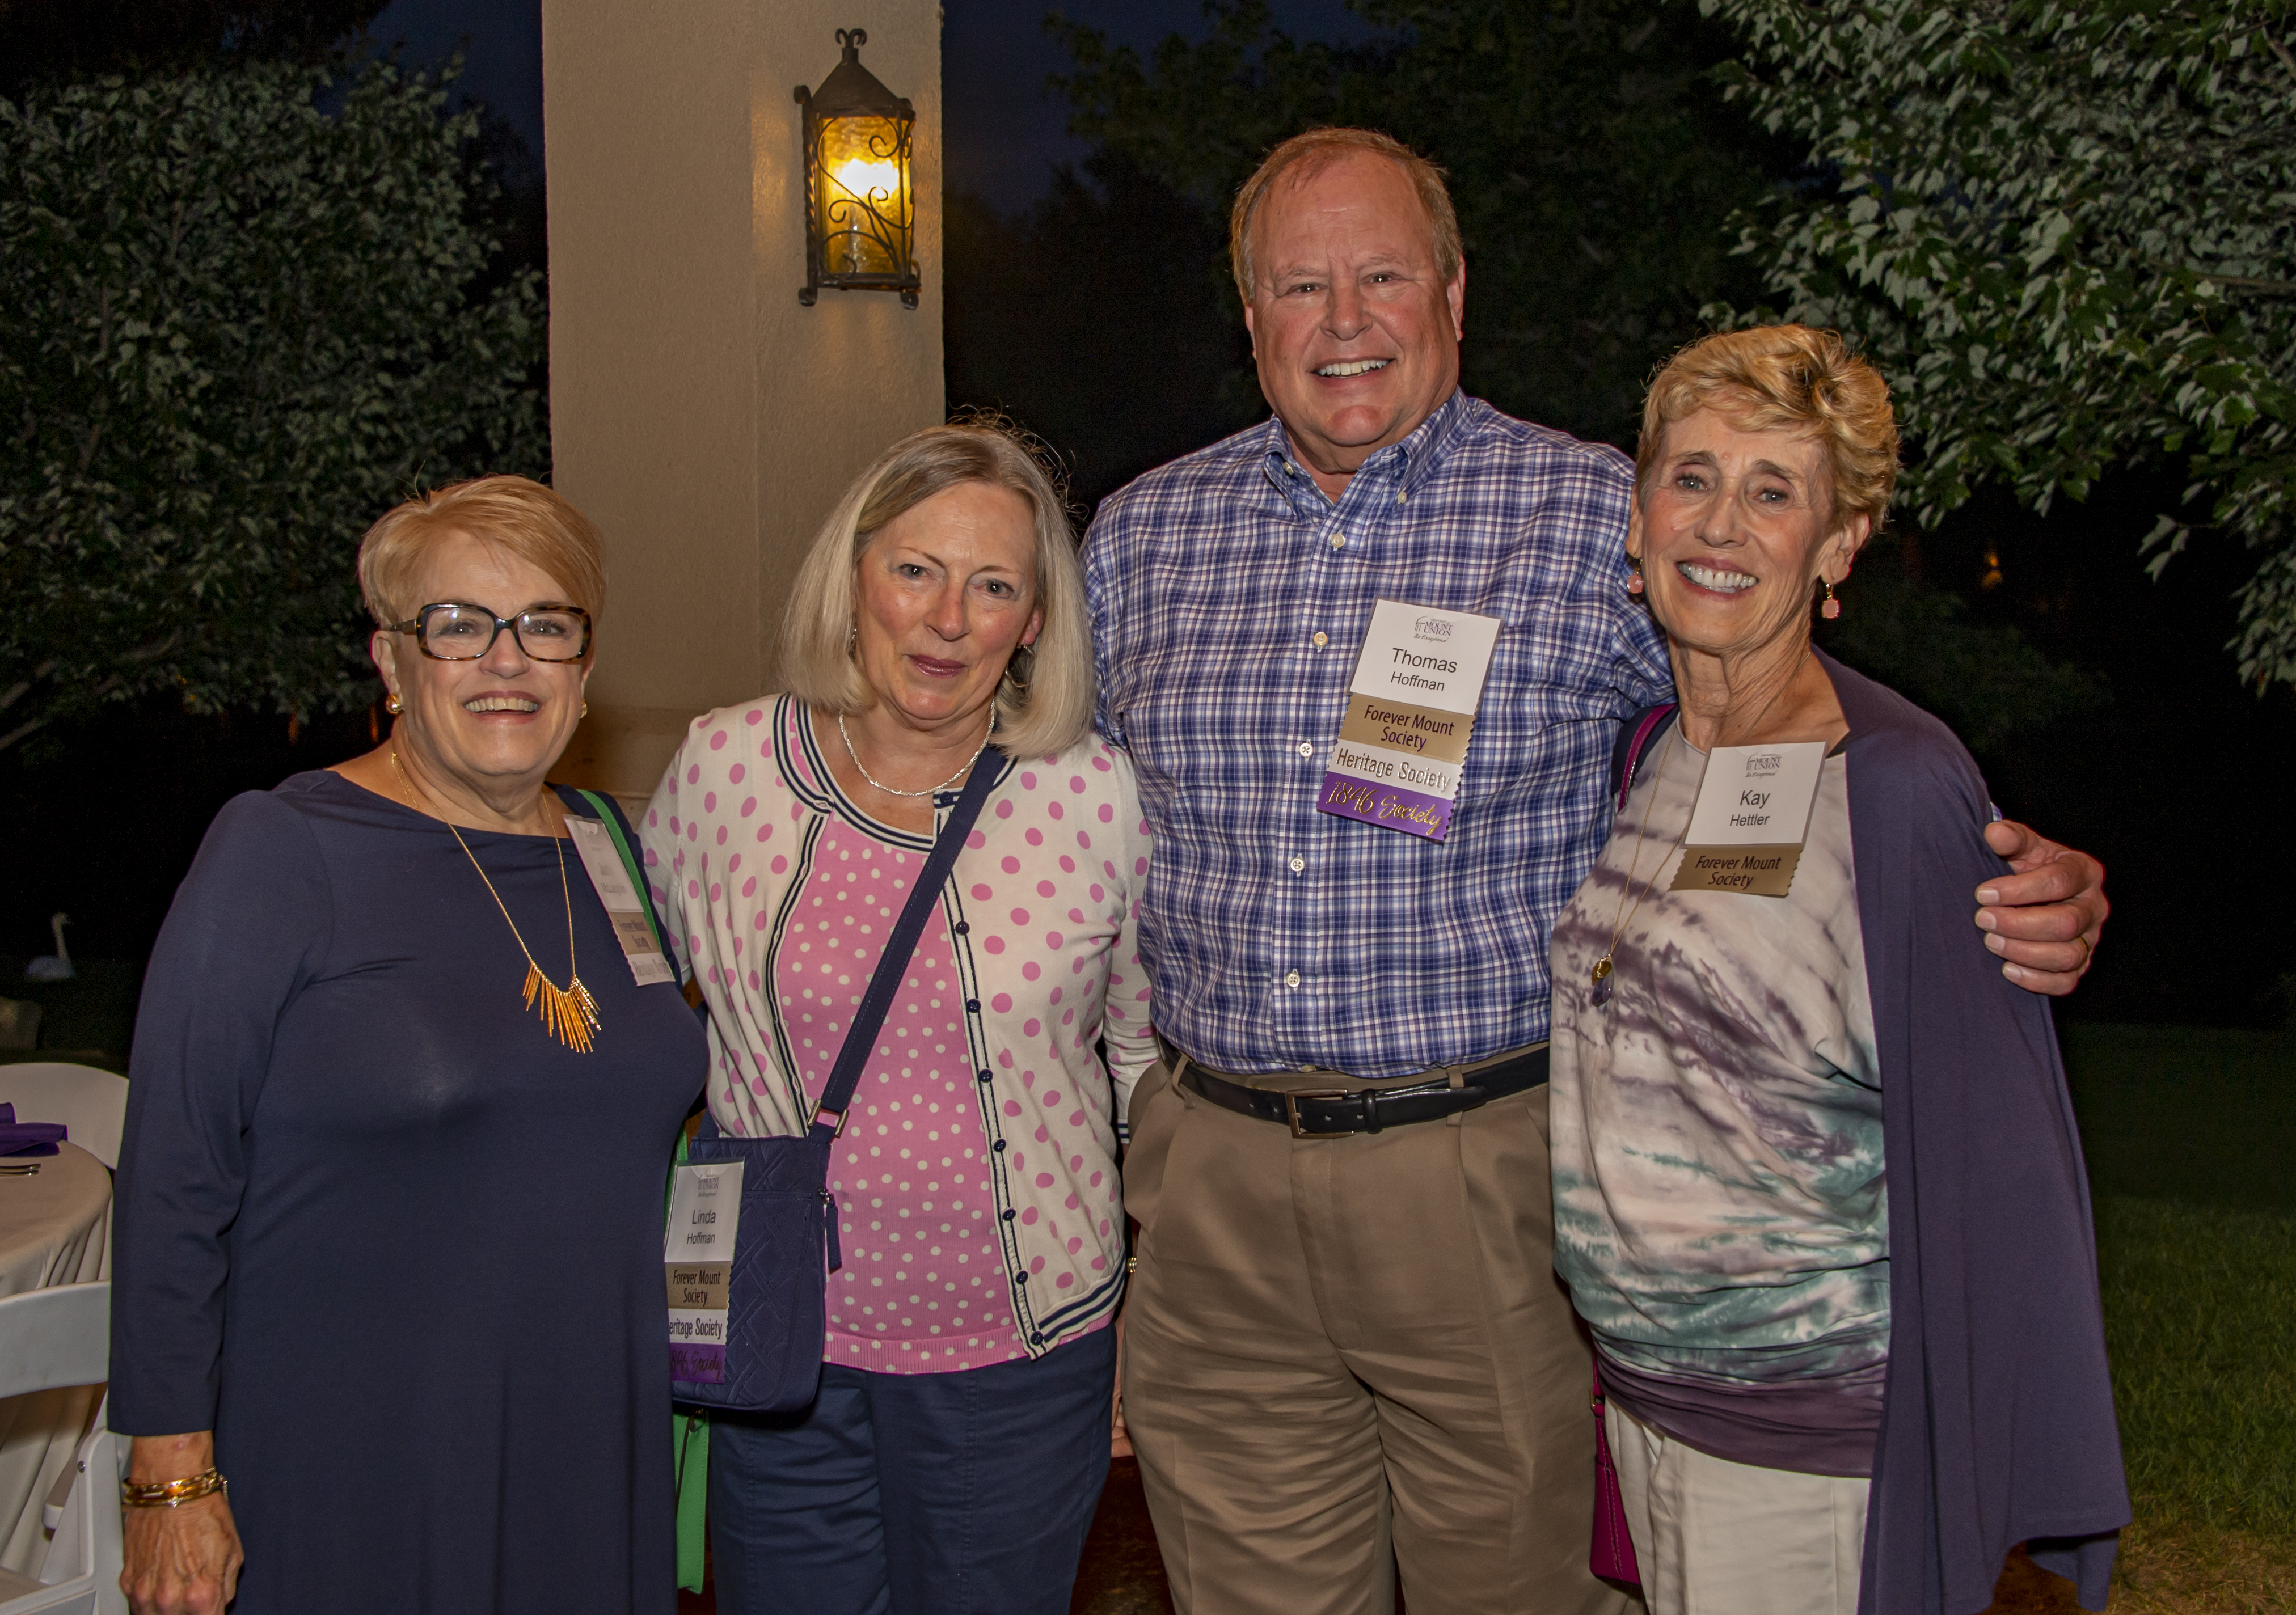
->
xmin=665 ymin=1160 xmax=743 ymax=1381
xmin=1315 ymin=599 xmax=1502 ymax=843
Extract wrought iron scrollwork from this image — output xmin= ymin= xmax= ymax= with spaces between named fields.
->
xmin=795 ymin=28 xmax=921 ymax=309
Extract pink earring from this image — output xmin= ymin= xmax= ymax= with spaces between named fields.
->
xmin=1820 ymin=581 xmax=1842 ymax=619
xmin=1626 ymin=559 xmax=1644 ymax=596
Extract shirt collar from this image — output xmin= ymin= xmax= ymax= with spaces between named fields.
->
xmin=1259 ymin=389 xmax=1472 ymax=516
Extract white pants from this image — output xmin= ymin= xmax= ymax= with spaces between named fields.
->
xmin=1607 ymin=1402 xmax=1871 ymax=1615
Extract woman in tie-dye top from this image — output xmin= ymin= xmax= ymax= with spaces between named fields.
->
xmin=1548 ymin=328 xmax=2125 ymax=1615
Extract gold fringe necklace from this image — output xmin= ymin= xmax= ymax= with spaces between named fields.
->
xmin=391 ymin=750 xmax=601 ymax=1052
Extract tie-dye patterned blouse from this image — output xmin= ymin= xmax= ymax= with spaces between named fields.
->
xmin=1550 ymin=724 xmax=1889 ymax=1477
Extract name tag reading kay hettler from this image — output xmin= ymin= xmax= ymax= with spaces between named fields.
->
xmin=666 ymin=1160 xmax=742 ymax=1382
xmin=1670 ymin=741 xmax=1827 ymax=897
xmin=1316 ymin=599 xmax=1501 ymax=843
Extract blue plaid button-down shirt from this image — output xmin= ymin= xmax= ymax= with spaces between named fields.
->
xmin=1084 ymin=390 xmax=1674 ymax=1078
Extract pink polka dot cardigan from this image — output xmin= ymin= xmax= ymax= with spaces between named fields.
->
xmin=640 ymin=696 xmax=1156 ymax=1367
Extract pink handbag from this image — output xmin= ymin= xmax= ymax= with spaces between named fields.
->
xmin=1590 ymin=1363 xmax=1643 ymax=1584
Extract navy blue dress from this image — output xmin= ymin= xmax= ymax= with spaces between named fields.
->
xmin=112 ymin=771 xmax=707 ymax=1613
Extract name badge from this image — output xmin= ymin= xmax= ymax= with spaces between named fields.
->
xmin=1669 ymin=741 xmax=1827 ymax=897
xmin=1315 ymin=599 xmax=1502 ymax=842
xmin=665 ymin=1159 xmax=743 ymax=1382
xmin=567 ymin=817 xmax=679 ymax=987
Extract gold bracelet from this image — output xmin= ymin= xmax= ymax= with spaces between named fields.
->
xmin=120 ymin=1468 xmax=227 ymax=1508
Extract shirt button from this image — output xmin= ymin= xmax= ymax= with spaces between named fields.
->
xmin=1289 ymin=856 xmax=1306 ymax=873
xmin=965 ymin=999 xmax=980 ymax=1013
xmin=1297 ymin=742 xmax=1314 ymax=758
xmin=1311 ymin=631 xmax=1328 ymax=648
xmin=1284 ymin=970 xmax=1302 ymax=989
xmin=1329 ymin=532 xmax=1347 ymax=549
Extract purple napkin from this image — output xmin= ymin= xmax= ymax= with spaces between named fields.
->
xmin=0 ymin=1102 xmax=65 ymax=1157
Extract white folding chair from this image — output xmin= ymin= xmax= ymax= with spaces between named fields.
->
xmin=0 ymin=1067 xmax=128 ymax=1172
xmin=0 ymin=1282 xmax=123 ymax=1613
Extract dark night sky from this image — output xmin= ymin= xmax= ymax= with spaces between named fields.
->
xmin=356 ymin=0 xmax=542 ymax=155
xmin=356 ymin=1 xmax=1373 ymax=213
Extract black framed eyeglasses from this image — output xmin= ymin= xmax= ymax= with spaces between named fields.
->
xmin=387 ymin=602 xmax=594 ymax=662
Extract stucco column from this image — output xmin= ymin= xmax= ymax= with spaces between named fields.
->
xmin=542 ymin=1 xmax=944 ymax=796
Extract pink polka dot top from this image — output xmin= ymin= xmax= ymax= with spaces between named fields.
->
xmin=640 ymin=696 xmax=1157 ymax=1371
xmin=783 ymin=817 xmax=1022 ymax=1371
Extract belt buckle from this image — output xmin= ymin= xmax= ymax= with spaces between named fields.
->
xmin=1282 ymin=1087 xmax=1357 ymax=1139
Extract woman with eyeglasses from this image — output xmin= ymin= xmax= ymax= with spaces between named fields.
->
xmin=110 ymin=475 xmax=707 ymax=1614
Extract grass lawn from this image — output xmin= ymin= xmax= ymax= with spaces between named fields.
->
xmin=2062 ymin=1024 xmax=2296 ymax=1613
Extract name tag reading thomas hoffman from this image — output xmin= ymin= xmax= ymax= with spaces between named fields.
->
xmin=1670 ymin=742 xmax=1827 ymax=897
xmin=1316 ymin=599 xmax=1502 ymax=843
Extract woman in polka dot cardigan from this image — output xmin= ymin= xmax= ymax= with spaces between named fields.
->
xmin=640 ymin=422 xmax=1154 ymax=1614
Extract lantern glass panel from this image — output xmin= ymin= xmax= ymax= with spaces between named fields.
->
xmin=817 ymin=113 xmax=906 ymax=278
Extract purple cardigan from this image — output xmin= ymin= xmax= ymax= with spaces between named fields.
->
xmin=1614 ymin=652 xmax=2128 ymax=1613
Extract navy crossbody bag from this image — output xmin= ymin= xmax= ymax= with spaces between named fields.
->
xmin=664 ymin=757 xmax=1000 ymax=1413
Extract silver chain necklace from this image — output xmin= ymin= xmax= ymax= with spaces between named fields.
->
xmin=838 ymin=712 xmax=994 ymax=798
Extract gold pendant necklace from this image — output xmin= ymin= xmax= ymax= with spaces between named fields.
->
xmin=391 ymin=750 xmax=601 ymax=1052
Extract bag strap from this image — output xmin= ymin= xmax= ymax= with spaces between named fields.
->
xmin=1609 ymin=703 xmax=1679 ymax=814
xmin=808 ymin=755 xmax=1003 ymax=1145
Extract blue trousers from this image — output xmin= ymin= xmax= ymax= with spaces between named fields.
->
xmin=707 ymin=1326 xmax=1116 ymax=1615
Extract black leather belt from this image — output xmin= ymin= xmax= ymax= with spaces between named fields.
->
xmin=1177 ymin=1048 xmax=1548 ymax=1138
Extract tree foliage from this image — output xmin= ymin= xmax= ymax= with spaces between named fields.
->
xmin=1049 ymin=0 xmax=1782 ymax=445
xmin=0 ymin=59 xmax=547 ymax=754
xmin=1702 ymin=0 xmax=2296 ymax=685
xmin=946 ymin=151 xmax=1251 ymax=510
xmin=1816 ymin=542 xmax=2106 ymax=753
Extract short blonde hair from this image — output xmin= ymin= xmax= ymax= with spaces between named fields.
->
xmin=1636 ymin=325 xmax=1900 ymax=534
xmin=357 ymin=475 xmax=606 ymax=629
xmin=1230 ymin=128 xmax=1463 ymax=305
xmin=780 ymin=420 xmax=1093 ymax=760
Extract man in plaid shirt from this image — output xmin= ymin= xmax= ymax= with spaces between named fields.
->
xmin=1085 ymin=129 xmax=2108 ymax=1615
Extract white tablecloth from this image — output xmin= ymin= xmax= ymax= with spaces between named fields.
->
xmin=0 ymin=1142 xmax=112 ymax=1577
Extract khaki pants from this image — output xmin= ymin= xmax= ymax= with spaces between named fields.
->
xmin=1121 ymin=1055 xmax=1639 ymax=1615
xmin=1606 ymin=1403 xmax=1869 ymax=1615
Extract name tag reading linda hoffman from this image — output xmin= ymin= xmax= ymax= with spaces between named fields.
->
xmin=567 ymin=817 xmax=678 ymax=987
xmin=665 ymin=1160 xmax=742 ymax=1382
xmin=1669 ymin=741 xmax=1827 ymax=897
xmin=1315 ymin=599 xmax=1502 ymax=843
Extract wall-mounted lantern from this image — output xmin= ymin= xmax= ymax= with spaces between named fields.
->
xmin=794 ymin=28 xmax=919 ymax=309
